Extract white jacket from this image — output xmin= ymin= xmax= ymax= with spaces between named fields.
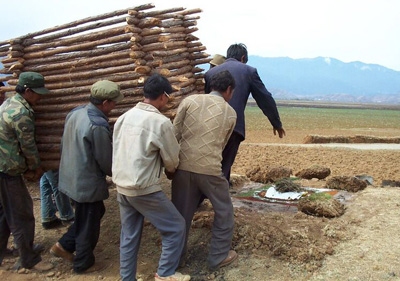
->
xmin=112 ymin=102 xmax=180 ymax=197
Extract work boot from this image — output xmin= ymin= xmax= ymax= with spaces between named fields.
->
xmin=11 ymin=243 xmax=45 ymax=257
xmin=50 ymin=242 xmax=74 ymax=262
xmin=11 ymin=260 xmax=53 ymax=272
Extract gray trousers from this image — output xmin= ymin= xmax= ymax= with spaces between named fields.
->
xmin=118 ymin=191 xmax=186 ymax=281
xmin=0 ymin=174 xmax=41 ymax=268
xmin=171 ymin=169 xmax=234 ymax=268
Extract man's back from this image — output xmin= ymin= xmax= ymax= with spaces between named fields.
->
xmin=59 ymin=103 xmax=111 ymax=203
xmin=174 ymin=94 xmax=236 ymax=176
xmin=0 ymin=94 xmax=40 ymax=176
xmin=112 ymin=102 xmax=179 ymax=196
xmin=205 ymin=58 xmax=282 ymax=139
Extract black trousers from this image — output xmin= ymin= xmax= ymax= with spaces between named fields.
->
xmin=0 ymin=174 xmax=41 ymax=268
xmin=59 ymin=200 xmax=105 ymax=273
xmin=221 ymin=131 xmax=244 ymax=182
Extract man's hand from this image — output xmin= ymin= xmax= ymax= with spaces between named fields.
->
xmin=164 ymin=170 xmax=175 ymax=180
xmin=273 ymin=127 xmax=286 ymax=138
xmin=24 ymin=167 xmax=44 ymax=182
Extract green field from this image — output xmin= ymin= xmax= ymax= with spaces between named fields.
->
xmin=245 ymin=106 xmax=400 ymax=131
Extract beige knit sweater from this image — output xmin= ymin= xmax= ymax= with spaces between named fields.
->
xmin=173 ymin=92 xmax=237 ymax=176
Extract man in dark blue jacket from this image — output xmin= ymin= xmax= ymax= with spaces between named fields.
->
xmin=50 ymin=80 xmax=123 ymax=274
xmin=205 ymin=43 xmax=285 ymax=183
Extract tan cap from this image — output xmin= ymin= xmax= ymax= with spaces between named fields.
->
xmin=210 ymin=54 xmax=226 ymax=66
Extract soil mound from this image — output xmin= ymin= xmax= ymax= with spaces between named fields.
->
xmin=246 ymin=166 xmax=292 ymax=183
xmin=230 ymin=173 xmax=249 ymax=188
xmin=191 ymin=207 xmax=344 ymax=269
xmin=296 ymin=165 xmax=331 ymax=180
xmin=304 ymin=134 xmax=400 ymax=144
xmin=298 ymin=193 xmax=345 ymax=218
xmin=326 ymin=176 xmax=367 ymax=192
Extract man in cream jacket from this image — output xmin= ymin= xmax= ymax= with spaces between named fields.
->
xmin=112 ymin=74 xmax=190 ymax=281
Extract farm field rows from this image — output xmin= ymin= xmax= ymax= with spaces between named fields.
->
xmin=1 ymin=104 xmax=400 ymax=281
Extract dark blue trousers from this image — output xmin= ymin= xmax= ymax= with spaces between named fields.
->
xmin=58 ymin=200 xmax=105 ymax=273
xmin=221 ymin=131 xmax=244 ymax=182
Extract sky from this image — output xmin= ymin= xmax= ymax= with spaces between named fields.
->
xmin=1 ymin=0 xmax=399 ymax=71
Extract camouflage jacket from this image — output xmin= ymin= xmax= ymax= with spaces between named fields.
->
xmin=0 ymin=93 xmax=41 ymax=176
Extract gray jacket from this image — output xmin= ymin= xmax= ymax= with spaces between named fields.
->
xmin=59 ymin=103 xmax=112 ymax=203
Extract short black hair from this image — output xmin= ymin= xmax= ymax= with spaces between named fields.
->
xmin=227 ymin=43 xmax=248 ymax=63
xmin=15 ymin=84 xmax=26 ymax=94
xmin=90 ymin=96 xmax=104 ymax=105
xmin=143 ymin=74 xmax=172 ymax=100
xmin=0 ymin=82 xmax=4 ymax=87
xmin=209 ymin=70 xmax=235 ymax=93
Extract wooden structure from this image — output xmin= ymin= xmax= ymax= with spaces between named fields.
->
xmin=0 ymin=3 xmax=210 ymax=169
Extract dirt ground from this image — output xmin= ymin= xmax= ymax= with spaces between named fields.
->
xmin=1 ymin=128 xmax=400 ymax=280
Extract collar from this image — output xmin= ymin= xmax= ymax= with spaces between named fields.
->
xmin=226 ymin=58 xmax=239 ymax=63
xmin=14 ymin=93 xmax=34 ymax=113
xmin=209 ymin=91 xmax=224 ymax=99
xmin=136 ymin=102 xmax=162 ymax=115
xmin=87 ymin=102 xmax=108 ymax=121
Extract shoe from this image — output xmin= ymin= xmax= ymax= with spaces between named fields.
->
xmin=216 ymin=250 xmax=238 ymax=268
xmin=155 ymin=271 xmax=191 ymax=281
xmin=50 ymin=242 xmax=74 ymax=262
xmin=32 ymin=261 xmax=54 ymax=272
xmin=42 ymin=218 xmax=62 ymax=229
xmin=33 ymin=243 xmax=45 ymax=253
xmin=10 ymin=243 xmax=45 ymax=257
xmin=61 ymin=218 xmax=74 ymax=227
xmin=77 ymin=261 xmax=107 ymax=274
xmin=11 ymin=260 xmax=53 ymax=272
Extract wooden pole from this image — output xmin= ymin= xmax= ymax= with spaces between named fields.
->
xmin=142 ymin=41 xmax=187 ymax=52
xmin=24 ymin=26 xmax=126 ymax=53
xmin=36 ymin=57 xmax=134 ymax=77
xmin=24 ymin=34 xmax=132 ymax=59
xmin=140 ymin=26 xmax=186 ymax=36
xmin=24 ymin=50 xmax=130 ymax=73
xmin=23 ymin=42 xmax=132 ymax=66
xmin=18 ymin=4 xmax=155 ymax=44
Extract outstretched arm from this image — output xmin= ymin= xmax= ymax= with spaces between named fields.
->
xmin=250 ymin=69 xmax=284 ymax=136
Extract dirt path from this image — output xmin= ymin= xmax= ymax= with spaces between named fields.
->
xmin=1 ymin=143 xmax=400 ymax=280
xmin=310 ymin=187 xmax=400 ymax=281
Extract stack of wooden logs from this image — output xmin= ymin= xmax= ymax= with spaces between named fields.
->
xmin=0 ymin=3 xmax=211 ymax=169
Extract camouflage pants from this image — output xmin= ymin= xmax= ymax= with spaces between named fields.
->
xmin=0 ymin=173 xmax=41 ymax=268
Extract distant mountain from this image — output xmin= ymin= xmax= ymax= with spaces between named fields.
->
xmin=249 ymin=56 xmax=400 ymax=104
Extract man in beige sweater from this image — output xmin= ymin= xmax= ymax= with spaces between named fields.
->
xmin=172 ymin=70 xmax=238 ymax=269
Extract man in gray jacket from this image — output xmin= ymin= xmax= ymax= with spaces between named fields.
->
xmin=50 ymin=80 xmax=123 ymax=273
xmin=112 ymin=74 xmax=189 ymax=281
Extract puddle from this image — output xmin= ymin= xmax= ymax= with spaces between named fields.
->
xmin=232 ymin=182 xmax=353 ymax=214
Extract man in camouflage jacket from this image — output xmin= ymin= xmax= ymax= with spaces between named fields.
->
xmin=0 ymin=72 xmax=53 ymax=271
